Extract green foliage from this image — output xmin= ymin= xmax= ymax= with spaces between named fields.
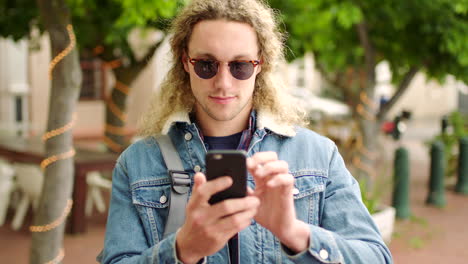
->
xmin=0 ymin=0 xmax=41 ymax=40
xmin=269 ymin=0 xmax=364 ymax=71
xmin=357 ymin=159 xmax=393 ymax=214
xmin=4 ymin=0 xmax=466 ymax=84
xmin=69 ymin=0 xmax=186 ymax=62
xmin=0 ymin=0 xmax=186 ymax=62
xmin=409 ymin=215 xmax=429 ymax=228
xmin=268 ymin=0 xmax=468 ymax=84
xmin=409 ymin=236 xmax=425 ymax=249
xmin=428 ymin=111 xmax=468 ymax=178
xmin=359 ymin=177 xmax=379 ymax=214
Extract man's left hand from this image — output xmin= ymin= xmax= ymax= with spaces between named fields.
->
xmin=247 ymin=151 xmax=310 ymax=253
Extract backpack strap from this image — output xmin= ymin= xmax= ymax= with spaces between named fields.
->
xmin=155 ymin=135 xmax=191 ymax=239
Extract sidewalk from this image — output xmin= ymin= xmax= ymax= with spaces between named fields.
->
xmin=384 ymin=117 xmax=468 ymax=264
xmin=0 ymin=209 xmax=107 ymax=263
xmin=386 ymin=140 xmax=468 ymax=264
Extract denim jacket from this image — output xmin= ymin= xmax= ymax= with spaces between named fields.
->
xmin=99 ymin=110 xmax=393 ymax=264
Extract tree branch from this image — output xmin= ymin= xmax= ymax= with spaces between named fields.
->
xmin=316 ymin=63 xmax=359 ymax=110
xmin=316 ymin=63 xmax=346 ymax=91
xmin=377 ymin=66 xmax=420 ymax=121
xmin=113 ymin=35 xmax=167 ymax=84
xmin=356 ymin=22 xmax=376 ymax=88
xmin=135 ymin=35 xmax=166 ymax=70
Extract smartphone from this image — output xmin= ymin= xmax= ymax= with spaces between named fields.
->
xmin=205 ymin=150 xmax=247 ymax=204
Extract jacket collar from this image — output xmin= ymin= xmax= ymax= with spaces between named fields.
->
xmin=161 ymin=109 xmax=296 ymax=137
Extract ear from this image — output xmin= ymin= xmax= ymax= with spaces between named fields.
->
xmin=182 ymin=53 xmax=190 ymax=73
xmin=255 ymin=60 xmax=262 ymax=76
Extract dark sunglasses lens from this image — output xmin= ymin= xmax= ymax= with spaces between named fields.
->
xmin=194 ymin=60 xmax=217 ymax=79
xmin=230 ymin=62 xmax=254 ymax=80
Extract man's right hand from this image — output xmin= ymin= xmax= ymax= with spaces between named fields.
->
xmin=175 ymin=172 xmax=259 ymax=264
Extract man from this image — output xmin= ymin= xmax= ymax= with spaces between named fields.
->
xmin=99 ymin=0 xmax=393 ymax=263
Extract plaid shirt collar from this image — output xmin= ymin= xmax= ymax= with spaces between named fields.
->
xmin=237 ymin=110 xmax=256 ymax=151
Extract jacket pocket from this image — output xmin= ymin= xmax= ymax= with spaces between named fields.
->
xmin=292 ymin=170 xmax=326 ymax=226
xmin=131 ymin=178 xmax=171 ymax=245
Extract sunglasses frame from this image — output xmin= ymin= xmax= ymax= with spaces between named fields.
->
xmin=187 ymin=56 xmax=262 ymax=80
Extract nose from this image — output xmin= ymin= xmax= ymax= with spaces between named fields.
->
xmin=214 ymin=62 xmax=233 ymax=90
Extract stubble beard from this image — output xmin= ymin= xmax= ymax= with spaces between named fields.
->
xmin=197 ymin=97 xmax=253 ymax=122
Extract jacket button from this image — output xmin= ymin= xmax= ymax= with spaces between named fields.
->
xmin=159 ymin=195 xmax=167 ymax=204
xmin=184 ymin=132 xmax=193 ymax=141
xmin=194 ymin=165 xmax=201 ymax=172
xmin=319 ymin=249 xmax=329 ymax=260
xmin=292 ymin=188 xmax=300 ymax=195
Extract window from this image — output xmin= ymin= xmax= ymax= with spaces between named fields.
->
xmin=79 ymin=58 xmax=106 ymax=100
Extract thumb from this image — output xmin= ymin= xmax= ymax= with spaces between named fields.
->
xmin=193 ymin=172 xmax=206 ymax=189
xmin=247 ymin=186 xmax=255 ymax=196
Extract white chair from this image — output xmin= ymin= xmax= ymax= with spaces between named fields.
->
xmin=7 ymin=165 xmax=111 ymax=228
xmin=85 ymin=171 xmax=112 ymax=217
xmin=11 ymin=163 xmax=43 ymax=230
xmin=0 ymin=160 xmax=16 ymax=226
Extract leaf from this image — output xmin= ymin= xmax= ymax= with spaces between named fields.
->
xmin=268 ymin=0 xmax=468 ymax=85
xmin=336 ymin=2 xmax=363 ymax=29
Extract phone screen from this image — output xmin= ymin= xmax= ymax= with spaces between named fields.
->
xmin=205 ymin=150 xmax=247 ymax=204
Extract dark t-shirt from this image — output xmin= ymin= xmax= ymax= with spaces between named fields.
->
xmin=204 ymin=131 xmax=243 ymax=150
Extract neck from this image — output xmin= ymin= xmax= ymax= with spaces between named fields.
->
xmin=195 ymin=109 xmax=251 ymax=137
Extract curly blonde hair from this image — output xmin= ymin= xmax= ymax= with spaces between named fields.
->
xmin=139 ymin=0 xmax=306 ymax=136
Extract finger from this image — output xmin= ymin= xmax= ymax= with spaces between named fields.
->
xmin=210 ymin=196 xmax=259 ymax=219
xmin=266 ymin=173 xmax=294 ymax=189
xmin=195 ymin=175 xmax=233 ymax=202
xmin=252 ymin=160 xmax=289 ymax=179
xmin=188 ymin=173 xmax=207 ymax=205
xmin=193 ymin=172 xmax=206 ymax=190
xmin=252 ymin=186 xmax=265 ymax=197
xmin=247 ymin=186 xmax=265 ymax=198
xmin=247 ymin=151 xmax=278 ymax=170
xmin=215 ymin=206 xmax=258 ymax=236
xmin=247 ymin=186 xmax=255 ymax=196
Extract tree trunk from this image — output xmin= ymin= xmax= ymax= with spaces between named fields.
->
xmin=104 ymin=67 xmax=141 ymax=153
xmin=103 ymin=37 xmax=166 ymax=153
xmin=356 ymin=109 xmax=379 ymax=180
xmin=350 ymin=74 xmax=379 ymax=182
xmin=353 ymin=22 xmax=378 ymax=181
xmin=377 ymin=66 xmax=419 ymax=121
xmin=31 ymin=1 xmax=81 ymax=263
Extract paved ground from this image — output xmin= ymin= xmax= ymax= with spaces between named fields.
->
xmin=1 ymin=117 xmax=467 ymax=263
xmin=0 ymin=209 xmax=107 ymax=263
xmin=386 ymin=140 xmax=468 ymax=264
xmin=385 ymin=118 xmax=468 ymax=264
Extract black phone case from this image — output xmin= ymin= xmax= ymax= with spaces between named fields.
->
xmin=206 ymin=150 xmax=247 ymax=204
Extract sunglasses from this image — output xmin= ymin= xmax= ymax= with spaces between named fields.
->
xmin=188 ymin=56 xmax=261 ymax=80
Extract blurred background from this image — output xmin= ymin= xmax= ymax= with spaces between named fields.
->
xmin=0 ymin=0 xmax=467 ymax=263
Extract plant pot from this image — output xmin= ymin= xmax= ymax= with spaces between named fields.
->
xmin=371 ymin=205 xmax=396 ymax=244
